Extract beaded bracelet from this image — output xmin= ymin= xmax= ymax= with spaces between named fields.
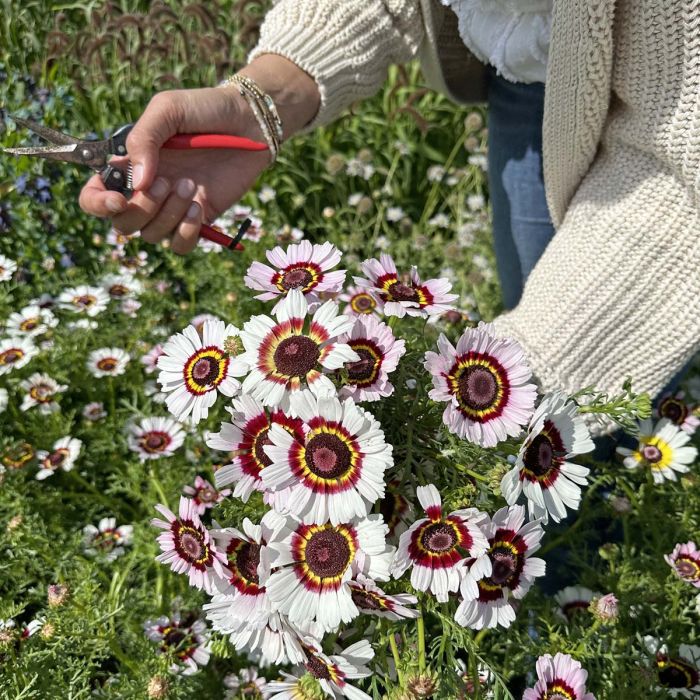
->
xmin=219 ymin=74 xmax=284 ymax=164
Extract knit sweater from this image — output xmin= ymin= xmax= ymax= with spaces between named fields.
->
xmin=250 ymin=0 xmax=700 ymax=428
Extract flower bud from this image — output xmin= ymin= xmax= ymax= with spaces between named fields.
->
xmin=147 ymin=675 xmax=170 ymax=699
xmin=591 ymin=593 xmax=619 ymax=623
xmin=39 ymin=622 xmax=55 ymax=640
xmin=47 ymin=584 xmax=70 ymax=608
xmin=406 ymin=671 xmax=440 ymax=698
xmin=324 ymin=154 xmax=345 ymax=176
xmin=464 ymin=112 xmax=484 ymax=131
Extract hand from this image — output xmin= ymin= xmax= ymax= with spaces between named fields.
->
xmin=78 ymin=55 xmax=321 ymax=254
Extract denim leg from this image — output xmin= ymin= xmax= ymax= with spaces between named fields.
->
xmin=486 ymin=67 xmax=555 ymax=310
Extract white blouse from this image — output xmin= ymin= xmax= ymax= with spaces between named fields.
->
xmin=441 ymin=0 xmax=553 ymax=84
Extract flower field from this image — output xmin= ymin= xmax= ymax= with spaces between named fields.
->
xmin=1 ymin=2 xmax=699 ymax=699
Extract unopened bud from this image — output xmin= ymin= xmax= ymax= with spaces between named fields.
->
xmin=357 ymin=148 xmax=373 ymax=163
xmin=6 ymin=514 xmax=22 ymax=531
xmin=598 ymin=543 xmax=620 ymax=561
xmin=464 ymin=112 xmax=483 ymax=131
xmin=224 ymin=335 xmax=243 ymax=356
xmin=147 ymin=675 xmax=170 ymax=699
xmin=48 ymin=584 xmax=70 ymax=608
xmin=406 ymin=671 xmax=440 ymax=698
xmin=322 ymin=207 xmax=335 ymax=219
xmin=591 ymin=593 xmax=619 ymax=623
xmin=609 ymin=495 xmax=631 ymax=514
xmin=357 ymin=196 xmax=373 ymax=215
xmin=325 ymin=154 xmax=345 ymax=176
xmin=39 ymin=622 xmax=55 ymax=640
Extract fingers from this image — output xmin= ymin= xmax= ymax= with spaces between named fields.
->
xmin=171 ymin=201 xmax=203 ymax=255
xmin=126 ymin=91 xmax=184 ymax=192
xmin=110 ymin=177 xmax=172 ymax=234
xmin=78 ymin=172 xmax=129 ymax=217
xmin=140 ymin=178 xmax=197 ymax=245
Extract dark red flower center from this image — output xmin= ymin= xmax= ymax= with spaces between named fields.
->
xmin=351 ymin=588 xmax=385 ymax=611
xmin=0 ymin=349 xmax=22 ymax=365
xmin=253 ymin=427 xmax=273 ymax=468
xmin=75 ymin=295 xmax=96 ymax=307
xmin=30 ymin=384 xmax=53 ymax=401
xmin=457 ymin=365 xmax=498 ymax=410
xmin=306 ymin=433 xmax=352 ymax=479
xmin=387 ymin=281 xmax=418 ymax=302
xmin=657 ymin=656 xmax=699 ymax=689
xmin=175 ymin=523 xmax=210 ymax=566
xmin=305 ymin=654 xmax=332 ymax=680
xmin=351 ymin=293 xmax=376 ymax=313
xmin=305 ymin=529 xmax=352 ymax=578
xmin=523 ymin=434 xmax=555 ymax=476
xmin=642 ymin=444 xmax=663 ymax=463
xmin=420 ymin=522 xmax=457 ymax=553
xmin=282 ymin=267 xmax=313 ymax=290
xmin=20 ymin=318 xmax=38 ymax=331
xmin=141 ymin=432 xmax=170 ymax=452
xmin=234 ymin=541 xmax=261 ymax=584
xmin=109 ymin=284 xmax=129 ymax=298
xmin=197 ymin=486 xmax=217 ymax=503
xmin=675 ymin=556 xmax=700 ymax=581
xmin=659 ymin=398 xmax=688 ymax=425
xmin=97 ymin=357 xmax=117 ymax=371
xmin=273 ymin=335 xmax=320 ymax=377
xmin=48 ymin=449 xmax=68 ymax=467
xmin=346 ymin=345 xmax=381 ymax=385
xmin=489 ymin=549 xmax=518 ymax=586
xmin=191 ymin=356 xmax=219 ymax=385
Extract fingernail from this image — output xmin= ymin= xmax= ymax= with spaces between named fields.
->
xmin=149 ymin=177 xmax=169 ymax=198
xmin=132 ymin=163 xmax=144 ymax=189
xmin=106 ymin=195 xmax=125 ymax=213
xmin=187 ymin=202 xmax=200 ymax=219
xmin=177 ymin=178 xmax=195 ymax=198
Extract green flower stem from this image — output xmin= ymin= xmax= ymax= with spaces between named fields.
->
xmin=386 ymin=624 xmax=404 ymax=686
xmin=149 ymin=463 xmax=171 ymax=511
xmin=107 ymin=377 xmax=117 ymax=421
xmin=417 ymin=611 xmax=426 ymax=672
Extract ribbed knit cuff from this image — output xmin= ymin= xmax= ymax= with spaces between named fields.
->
xmin=248 ymin=0 xmax=424 ymax=132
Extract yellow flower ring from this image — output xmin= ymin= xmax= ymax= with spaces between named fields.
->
xmin=160 ymin=624 xmax=198 ymax=661
xmin=96 ymin=357 xmax=118 ymax=372
xmin=540 ymin=682 xmax=576 ymax=700
xmin=41 ymin=447 xmax=70 ymax=471
xmin=519 ymin=420 xmax=565 ymax=487
xmin=183 ymin=346 xmax=230 ymax=396
xmin=304 ymin=650 xmax=345 ymax=686
xmin=675 ymin=554 xmax=700 ymax=583
xmin=272 ymin=261 xmax=323 ymax=294
xmin=172 ymin=521 xmax=214 ymax=571
xmin=257 ymin=319 xmax=329 ymax=389
xmin=19 ymin=317 xmax=39 ymax=332
xmin=446 ymin=351 xmax=510 ymax=423
xmin=374 ymin=272 xmax=433 ymax=308
xmin=291 ymin=523 xmax=358 ymax=592
xmin=349 ymin=292 xmax=377 ymax=315
xmin=225 ymin=537 xmax=263 ymax=596
xmin=345 ymin=339 xmax=383 ymax=388
xmin=350 ymin=586 xmax=394 ymax=614
xmin=289 ymin=421 xmax=363 ymax=493
xmin=477 ymin=532 xmax=527 ymax=602
xmin=408 ymin=515 xmax=474 ymax=569
xmin=0 ymin=346 xmax=24 ymax=367
xmin=656 ymin=655 xmax=699 ymax=690
xmin=73 ymin=294 xmax=97 ymax=309
xmin=29 ymin=383 xmax=53 ymax=404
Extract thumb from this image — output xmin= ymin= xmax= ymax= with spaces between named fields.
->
xmin=126 ymin=90 xmax=184 ymax=192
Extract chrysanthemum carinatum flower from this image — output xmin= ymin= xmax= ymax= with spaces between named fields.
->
xmin=456 ymin=505 xmax=546 ymax=630
xmin=244 ymin=241 xmax=346 ymax=313
xmin=183 ymin=476 xmax=230 ymax=515
xmin=100 ymin=273 xmax=143 ymax=300
xmin=57 ymin=284 xmax=110 ymax=316
xmin=391 ymin=484 xmax=490 ymax=603
xmin=236 ymin=290 xmax=358 ymax=407
xmin=554 ymin=585 xmax=598 ymax=621
xmin=665 ymin=541 xmax=700 ymax=588
xmin=19 ymin=373 xmax=68 ymax=414
xmin=83 ymin=517 xmax=134 ymax=561
xmin=83 ymin=401 xmax=106 ymax=422
xmin=348 ymin=574 xmax=419 ymax=620
xmin=144 ymin=613 xmax=211 ymax=676
xmin=616 ymin=418 xmax=698 ymax=484
xmin=645 ymin=638 xmax=700 ymax=698
xmin=151 ymin=496 xmax=229 ymax=592
xmin=36 ymin=436 xmax=82 ymax=480
xmin=261 ymin=390 xmax=393 ymax=525
xmin=424 ymin=323 xmax=536 ymax=447
xmin=204 ymin=511 xmax=285 ymax=629
xmin=141 ymin=344 xmax=165 ymax=374
xmin=207 ymin=395 xmax=306 ymax=502
xmin=269 ymin=639 xmax=374 ymax=700
xmin=354 ymin=253 xmax=458 ymax=318
xmin=157 ymin=319 xmax=246 ymax=424
xmin=224 ymin=668 xmax=271 ymax=699
xmin=0 ymin=254 xmax=17 ymax=282
xmin=87 ymin=347 xmax=131 ymax=378
xmin=339 ymin=284 xmax=384 ymax=318
xmin=127 ymin=416 xmax=185 ymax=461
xmin=656 ymin=390 xmax=699 ymax=435
xmin=500 ymin=391 xmax=594 ymax=523
xmin=265 ymin=514 xmax=394 ymax=632
xmin=5 ymin=304 xmax=58 ymax=337
xmin=0 ymin=336 xmax=38 ymax=375
xmin=336 ymin=315 xmax=405 ymax=402
xmin=522 ymin=652 xmax=596 ymax=700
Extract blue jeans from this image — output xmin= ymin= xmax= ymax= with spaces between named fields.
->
xmin=486 ymin=67 xmax=554 ymax=310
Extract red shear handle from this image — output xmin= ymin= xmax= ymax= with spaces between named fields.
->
xmin=201 ymin=223 xmax=244 ymax=251
xmin=163 ymin=134 xmax=268 ymax=151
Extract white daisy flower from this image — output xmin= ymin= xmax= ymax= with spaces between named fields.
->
xmin=501 ymin=391 xmax=594 ymax=523
xmin=19 ymin=373 xmax=68 ymax=414
xmin=5 ymin=304 xmax=58 ymax=337
xmin=58 ymin=285 xmax=110 ymax=316
xmin=348 ymin=574 xmax=419 ymax=620
xmin=0 ymin=336 xmax=38 ymax=375
xmin=127 ymin=416 xmax=185 ymax=461
xmin=36 ymin=436 xmax=82 ymax=480
xmin=261 ymin=390 xmax=393 ymax=525
xmin=87 ymin=347 xmax=131 ymax=377
xmin=140 ymin=344 xmax=165 ymax=374
xmin=391 ymin=484 xmax=490 ymax=603
xmin=83 ymin=401 xmax=107 ymax=422
xmin=156 ymin=319 xmax=246 ymax=424
xmin=224 ymin=668 xmax=271 ymax=699
xmin=265 ymin=514 xmax=394 ymax=632
xmin=0 ymin=254 xmax=18 ymax=282
xmin=616 ymin=418 xmax=698 ymax=484
xmin=236 ymin=290 xmax=358 ymax=408
xmin=83 ymin=517 xmax=134 ymax=562
xmin=144 ymin=613 xmax=211 ymax=676
xmin=100 ymin=273 xmax=143 ymax=299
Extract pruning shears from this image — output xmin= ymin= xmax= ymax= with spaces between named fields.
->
xmin=3 ymin=117 xmax=269 ymax=251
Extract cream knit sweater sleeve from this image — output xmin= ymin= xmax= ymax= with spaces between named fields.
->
xmin=248 ymin=0 xmax=425 ymax=128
